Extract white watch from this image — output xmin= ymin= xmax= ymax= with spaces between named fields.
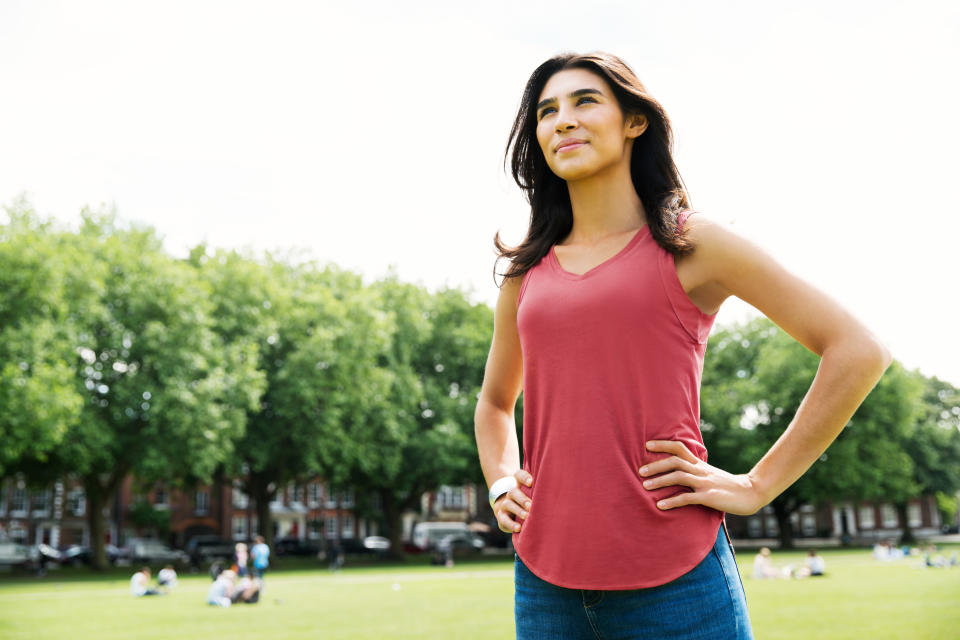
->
xmin=488 ymin=476 xmax=518 ymax=509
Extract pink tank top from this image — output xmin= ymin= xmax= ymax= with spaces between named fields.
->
xmin=513 ymin=211 xmax=723 ymax=590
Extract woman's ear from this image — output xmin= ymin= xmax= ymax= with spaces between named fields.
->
xmin=626 ymin=113 xmax=648 ymax=139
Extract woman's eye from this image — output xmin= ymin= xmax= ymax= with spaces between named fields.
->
xmin=538 ymin=107 xmax=556 ymax=119
xmin=577 ymin=96 xmax=597 ymax=105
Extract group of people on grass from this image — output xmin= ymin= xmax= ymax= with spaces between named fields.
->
xmin=129 ymin=565 xmax=178 ymax=596
xmin=873 ymin=540 xmax=958 ymax=568
xmin=129 ymin=534 xmax=271 ymax=608
xmin=752 ymin=547 xmax=826 ymax=580
xmin=206 ymin=536 xmax=270 ymax=608
xmin=750 ymin=540 xmax=958 ymax=580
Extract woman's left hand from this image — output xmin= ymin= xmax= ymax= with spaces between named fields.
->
xmin=639 ymin=440 xmax=767 ymax=516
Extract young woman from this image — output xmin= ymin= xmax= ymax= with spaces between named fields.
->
xmin=474 ymin=52 xmax=891 ymax=639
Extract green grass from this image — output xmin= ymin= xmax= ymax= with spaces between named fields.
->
xmin=0 ymin=546 xmax=957 ymax=639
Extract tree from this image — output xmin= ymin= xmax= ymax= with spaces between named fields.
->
xmin=0 ymin=204 xmax=85 ymax=475
xmin=701 ymin=317 xmax=915 ymax=547
xmin=345 ymin=277 xmax=493 ymax=557
xmin=197 ymin=249 xmax=389 ymax=548
xmin=34 ymin=210 xmax=264 ymax=569
xmin=895 ymin=373 xmax=960 ymax=542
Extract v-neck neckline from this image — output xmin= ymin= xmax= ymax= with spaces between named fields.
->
xmin=549 ymin=225 xmax=650 ymax=280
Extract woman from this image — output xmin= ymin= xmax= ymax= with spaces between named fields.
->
xmin=474 ymin=52 xmax=890 ymax=639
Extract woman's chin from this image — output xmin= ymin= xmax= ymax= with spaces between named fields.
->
xmin=550 ymin=163 xmax=598 ymax=182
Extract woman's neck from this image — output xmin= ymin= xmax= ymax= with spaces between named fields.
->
xmin=565 ymin=161 xmax=646 ymax=245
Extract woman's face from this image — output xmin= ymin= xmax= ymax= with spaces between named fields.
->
xmin=535 ymin=67 xmax=646 ymax=182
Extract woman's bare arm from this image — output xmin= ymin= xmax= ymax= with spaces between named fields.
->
xmin=641 ymin=215 xmax=892 ymax=514
xmin=474 ymin=275 xmax=534 ymax=532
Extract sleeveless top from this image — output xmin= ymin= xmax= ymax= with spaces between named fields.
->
xmin=513 ymin=210 xmax=723 ymax=590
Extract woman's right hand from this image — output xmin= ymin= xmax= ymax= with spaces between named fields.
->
xmin=493 ymin=469 xmax=534 ymax=533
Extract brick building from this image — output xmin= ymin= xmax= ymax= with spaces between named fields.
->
xmin=723 ymin=495 xmax=944 ymax=542
xmin=0 ymin=474 xmax=380 ymax=550
xmin=0 ymin=474 xmax=949 ymax=549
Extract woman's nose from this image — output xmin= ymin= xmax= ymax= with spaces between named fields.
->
xmin=554 ymin=106 xmax=577 ymax=133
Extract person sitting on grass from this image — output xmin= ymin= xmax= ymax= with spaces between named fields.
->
xmin=206 ymin=569 xmax=236 ymax=608
xmin=793 ymin=550 xmax=826 ymax=578
xmin=157 ymin=565 xmax=178 ymax=591
xmin=230 ymin=576 xmax=262 ymax=604
xmin=130 ymin=567 xmax=161 ymax=597
xmin=752 ymin=547 xmax=781 ymax=579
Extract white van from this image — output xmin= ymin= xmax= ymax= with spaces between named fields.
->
xmin=411 ymin=522 xmax=484 ymax=552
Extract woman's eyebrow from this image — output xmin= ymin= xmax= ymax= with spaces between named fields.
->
xmin=536 ymin=88 xmax=604 ymax=111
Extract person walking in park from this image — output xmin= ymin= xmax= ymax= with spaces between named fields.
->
xmin=232 ymin=542 xmax=249 ymax=577
xmin=251 ymin=535 xmax=270 ymax=581
xmin=474 ymin=51 xmax=891 ymax=639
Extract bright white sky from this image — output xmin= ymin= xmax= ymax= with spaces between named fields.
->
xmin=1 ymin=1 xmax=958 ymax=385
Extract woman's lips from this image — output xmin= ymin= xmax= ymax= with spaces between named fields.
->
xmin=556 ymin=140 xmax=587 ymax=153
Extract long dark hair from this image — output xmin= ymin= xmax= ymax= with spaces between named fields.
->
xmin=494 ymin=52 xmax=693 ymax=283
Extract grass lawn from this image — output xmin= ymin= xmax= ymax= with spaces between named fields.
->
xmin=0 ymin=545 xmax=956 ymax=639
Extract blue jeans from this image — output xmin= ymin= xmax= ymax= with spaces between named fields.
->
xmin=514 ymin=523 xmax=753 ymax=640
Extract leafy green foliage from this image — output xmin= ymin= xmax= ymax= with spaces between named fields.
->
xmin=702 ymin=317 xmax=957 ymax=545
xmin=0 ymin=204 xmax=86 ymax=474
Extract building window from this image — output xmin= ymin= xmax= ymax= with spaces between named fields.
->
xmin=309 ymin=519 xmax=322 ymax=540
xmin=68 ymin=488 xmax=86 ymax=516
xmin=747 ymin=516 xmax=762 ymax=537
xmin=801 ymin=513 xmax=816 ymax=537
xmin=907 ymin=502 xmax=922 ymax=528
xmin=342 ymin=515 xmax=354 ymax=539
xmin=293 ymin=485 xmax=303 ymax=505
xmin=764 ymin=515 xmax=779 ymax=536
xmin=195 ymin=491 xmax=209 ymax=516
xmin=325 ymin=487 xmax=337 ymax=509
xmin=439 ymin=485 xmax=466 ymax=510
xmin=340 ymin=488 xmax=354 ymax=508
xmin=11 ymin=486 xmax=27 ymax=516
xmin=154 ymin=486 xmax=167 ymax=507
xmin=881 ymin=504 xmax=898 ymax=528
xmin=33 ymin=489 xmax=50 ymax=517
xmin=9 ymin=521 xmax=27 ymax=543
xmin=858 ymin=505 xmax=875 ymax=529
xmin=233 ymin=516 xmax=247 ymax=540
xmin=326 ymin=516 xmax=338 ymax=539
xmin=308 ymin=483 xmax=321 ymax=507
xmin=232 ymin=487 xmax=248 ymax=509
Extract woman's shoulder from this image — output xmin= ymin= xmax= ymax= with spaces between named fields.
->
xmin=680 ymin=211 xmax=760 ymax=265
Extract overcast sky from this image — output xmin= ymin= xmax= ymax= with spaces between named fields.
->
xmin=2 ymin=0 xmax=958 ymax=385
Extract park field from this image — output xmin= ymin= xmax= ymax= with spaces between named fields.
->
xmin=0 ymin=545 xmax=957 ymax=639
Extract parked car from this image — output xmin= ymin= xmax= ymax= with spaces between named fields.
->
xmin=0 ymin=542 xmax=33 ymax=570
xmin=411 ymin=522 xmax=481 ymax=552
xmin=34 ymin=543 xmax=61 ymax=563
xmin=363 ymin=536 xmax=390 ymax=551
xmin=124 ymin=539 xmax=188 ymax=566
xmin=436 ymin=532 xmax=485 ymax=557
xmin=184 ymin=535 xmax=235 ymax=567
xmin=274 ymin=537 xmax=322 ymax=557
xmin=57 ymin=544 xmax=126 ymax=567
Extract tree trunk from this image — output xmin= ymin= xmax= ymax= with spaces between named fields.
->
xmin=85 ymin=478 xmax=107 ymax=571
xmin=249 ymin=471 xmax=274 ymax=548
xmin=772 ymin=497 xmax=796 ymax=549
xmin=896 ymin=502 xmax=916 ymax=545
xmin=381 ymin=490 xmax=406 ymax=560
